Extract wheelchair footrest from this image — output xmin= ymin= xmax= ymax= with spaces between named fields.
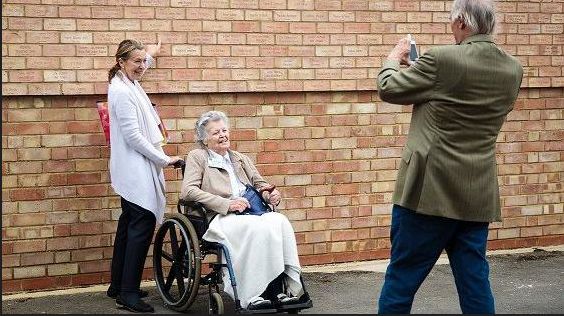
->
xmin=238 ymin=308 xmax=278 ymax=314
xmin=276 ymin=298 xmax=313 ymax=311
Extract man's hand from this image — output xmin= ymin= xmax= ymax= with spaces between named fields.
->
xmin=146 ymin=38 xmax=161 ymax=58
xmin=387 ymin=36 xmax=412 ymax=66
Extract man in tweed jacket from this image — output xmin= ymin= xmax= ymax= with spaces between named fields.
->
xmin=376 ymin=0 xmax=523 ymax=313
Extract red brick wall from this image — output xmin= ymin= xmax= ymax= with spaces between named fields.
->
xmin=2 ymin=88 xmax=563 ymax=293
xmin=2 ymin=0 xmax=563 ymax=294
xmin=2 ymin=0 xmax=563 ymax=95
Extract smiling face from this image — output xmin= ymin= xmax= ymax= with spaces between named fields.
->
xmin=204 ymin=119 xmax=230 ymax=156
xmin=118 ymin=49 xmax=147 ymax=82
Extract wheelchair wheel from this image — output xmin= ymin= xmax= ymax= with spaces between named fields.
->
xmin=153 ymin=213 xmax=201 ymax=312
xmin=209 ymin=292 xmax=224 ymax=315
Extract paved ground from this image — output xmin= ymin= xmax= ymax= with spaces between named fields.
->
xmin=3 ymin=247 xmax=563 ymax=314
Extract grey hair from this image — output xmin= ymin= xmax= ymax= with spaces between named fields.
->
xmin=450 ymin=0 xmax=497 ymax=35
xmin=194 ymin=110 xmax=229 ymax=147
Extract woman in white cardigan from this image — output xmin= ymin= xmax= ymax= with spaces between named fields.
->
xmin=106 ymin=39 xmax=181 ymax=313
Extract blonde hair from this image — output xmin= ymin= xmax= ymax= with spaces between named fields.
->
xmin=108 ymin=39 xmax=145 ymax=82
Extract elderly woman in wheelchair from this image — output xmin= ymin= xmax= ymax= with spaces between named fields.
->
xmin=157 ymin=110 xmax=312 ymax=313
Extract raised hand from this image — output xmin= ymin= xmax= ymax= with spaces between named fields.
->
xmin=146 ymin=37 xmax=162 ymax=58
xmin=387 ymin=36 xmax=411 ymax=66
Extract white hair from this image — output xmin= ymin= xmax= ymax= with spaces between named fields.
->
xmin=194 ymin=110 xmax=229 ymax=147
xmin=450 ymin=0 xmax=497 ymax=35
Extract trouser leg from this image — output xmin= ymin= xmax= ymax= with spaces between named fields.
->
xmin=378 ymin=205 xmax=455 ymax=314
xmin=261 ymin=273 xmax=285 ymax=301
xmin=109 ymin=198 xmax=131 ymax=293
xmin=119 ymin=199 xmax=156 ymax=303
xmin=446 ymin=221 xmax=495 ymax=314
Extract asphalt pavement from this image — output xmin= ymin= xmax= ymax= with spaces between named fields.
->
xmin=2 ymin=246 xmax=563 ymax=314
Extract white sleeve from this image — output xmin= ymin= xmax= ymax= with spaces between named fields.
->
xmin=113 ymin=89 xmax=170 ymax=168
xmin=145 ymin=53 xmax=154 ymax=68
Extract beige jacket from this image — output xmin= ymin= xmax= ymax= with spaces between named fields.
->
xmin=180 ymin=148 xmax=270 ymax=222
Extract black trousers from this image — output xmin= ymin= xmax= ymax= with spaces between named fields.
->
xmin=261 ymin=273 xmax=285 ymax=300
xmin=109 ymin=198 xmax=156 ymax=302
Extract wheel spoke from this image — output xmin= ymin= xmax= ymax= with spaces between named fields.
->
xmin=176 ymin=267 xmax=186 ymax=296
xmin=169 ymin=226 xmax=179 ymax=254
xmin=174 ymin=241 xmax=187 ymax=295
xmin=164 ymin=260 xmax=181 ymax=293
xmin=161 ymin=250 xmax=174 ymax=262
xmin=153 ymin=216 xmax=202 ymax=309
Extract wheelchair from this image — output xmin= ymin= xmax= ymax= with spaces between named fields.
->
xmin=152 ymin=161 xmax=313 ymax=314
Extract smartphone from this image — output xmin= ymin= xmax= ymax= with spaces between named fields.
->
xmin=408 ymin=34 xmax=419 ymax=62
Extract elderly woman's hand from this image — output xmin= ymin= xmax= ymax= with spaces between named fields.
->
xmin=229 ymin=197 xmax=250 ymax=213
xmin=267 ymin=189 xmax=281 ymax=206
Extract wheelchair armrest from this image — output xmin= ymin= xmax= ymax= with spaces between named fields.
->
xmin=177 ymin=199 xmax=214 ymax=239
xmin=178 ymin=199 xmax=207 ymax=219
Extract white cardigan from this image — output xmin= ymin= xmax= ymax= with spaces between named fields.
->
xmin=108 ymin=68 xmax=170 ymax=224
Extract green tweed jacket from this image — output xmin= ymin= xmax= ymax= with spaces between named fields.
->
xmin=377 ymin=34 xmax=524 ymax=222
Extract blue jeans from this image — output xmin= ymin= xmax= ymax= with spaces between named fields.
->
xmin=378 ymin=205 xmax=495 ymax=314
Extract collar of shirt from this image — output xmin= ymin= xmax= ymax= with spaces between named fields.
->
xmin=208 ymin=150 xmax=232 ymax=165
xmin=208 ymin=149 xmax=245 ymax=197
xmin=207 ymin=150 xmax=227 ymax=168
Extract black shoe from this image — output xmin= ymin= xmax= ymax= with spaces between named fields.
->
xmin=107 ymin=287 xmax=149 ymax=299
xmin=247 ymin=297 xmax=273 ymax=310
xmin=275 ymin=293 xmax=300 ymax=306
xmin=116 ymin=297 xmax=154 ymax=313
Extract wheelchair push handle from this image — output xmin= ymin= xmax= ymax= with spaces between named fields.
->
xmin=172 ymin=159 xmax=186 ymax=175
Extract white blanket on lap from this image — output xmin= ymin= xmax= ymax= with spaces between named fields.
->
xmin=202 ymin=212 xmax=304 ymax=309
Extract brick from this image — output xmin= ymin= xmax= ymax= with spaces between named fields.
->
xmin=2 ymin=57 xmax=26 ymax=70
xmin=48 ymin=263 xmax=79 ymax=276
xmin=12 ymin=240 xmax=45 ymax=254
xmin=43 ymin=19 xmax=76 ymax=31
xmin=232 ymin=45 xmax=259 ymax=56
xmin=3 ymin=30 xmax=25 ymax=44
xmin=59 ymin=6 xmax=91 ymax=18
xmin=245 ymin=10 xmax=272 ymax=21
xmin=141 ymin=20 xmax=171 ymax=31
xmin=8 ymin=44 xmax=42 ymax=56
xmin=218 ymin=33 xmax=246 ymax=45
xmin=8 ymin=17 xmax=43 ymax=30
xmin=109 ymin=19 xmax=140 ymax=31
xmin=13 ymin=266 xmax=46 ymax=279
xmin=76 ymin=45 xmax=107 ymax=57
xmin=42 ymin=44 xmax=75 ymax=57
xmin=60 ymin=57 xmax=94 ymax=69
xmin=61 ymin=32 xmax=93 ymax=44
xmin=10 ymin=188 xmax=45 ymax=201
xmin=3 ymin=4 xmax=24 ymax=17
xmin=8 ymin=70 xmax=42 ymax=83
xmin=76 ymin=19 xmax=108 ymax=31
xmin=217 ymin=9 xmax=245 ymax=21
xmin=261 ymin=22 xmax=288 ymax=33
xmin=232 ymin=21 xmax=260 ymax=32
xmin=43 ymin=70 xmax=76 ymax=83
xmin=171 ymin=45 xmax=201 ymax=56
